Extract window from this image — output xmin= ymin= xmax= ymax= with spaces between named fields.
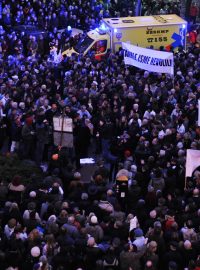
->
xmin=74 ymin=35 xmax=94 ymax=53
xmin=89 ymin=40 xmax=107 ymax=54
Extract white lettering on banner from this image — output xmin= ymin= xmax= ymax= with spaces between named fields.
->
xmin=122 ymin=42 xmax=174 ymax=75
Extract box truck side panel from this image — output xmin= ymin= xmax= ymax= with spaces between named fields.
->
xmin=111 ymin=24 xmax=186 ymax=52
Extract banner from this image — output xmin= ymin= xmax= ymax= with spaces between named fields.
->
xmin=122 ymin=42 xmax=174 ymax=75
xmin=186 ymin=149 xmax=200 ymax=177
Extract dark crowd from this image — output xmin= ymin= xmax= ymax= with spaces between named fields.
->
xmin=0 ymin=1 xmax=200 ymax=270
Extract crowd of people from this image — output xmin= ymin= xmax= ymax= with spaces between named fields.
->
xmin=0 ymin=0 xmax=200 ymax=270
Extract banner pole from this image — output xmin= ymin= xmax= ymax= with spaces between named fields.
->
xmin=184 ymin=177 xmax=187 ymax=190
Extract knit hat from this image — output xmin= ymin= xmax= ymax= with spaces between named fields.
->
xmin=90 ymin=215 xmax=98 ymax=224
xmin=159 ymin=150 xmax=166 ymax=157
xmin=131 ymin=165 xmax=137 ymax=172
xmin=48 ymin=215 xmax=57 ymax=223
xmin=81 ymin=193 xmax=88 ymax=200
xmin=31 ymin=246 xmax=41 ymax=257
xmin=134 ymin=228 xmax=143 ymax=237
xmin=177 ymin=142 xmax=183 ymax=149
xmin=29 ymin=191 xmax=36 ymax=198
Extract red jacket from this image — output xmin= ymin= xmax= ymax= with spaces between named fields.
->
xmin=189 ymin=31 xmax=197 ymax=44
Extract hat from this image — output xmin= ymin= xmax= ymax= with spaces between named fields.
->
xmin=29 ymin=191 xmax=36 ymax=198
xmin=81 ymin=193 xmax=88 ymax=200
xmin=177 ymin=142 xmax=183 ymax=149
xmin=134 ymin=228 xmax=143 ymax=237
xmin=34 ymin=69 xmax=39 ymax=74
xmin=159 ymin=150 xmax=166 ymax=157
xmin=154 ymin=221 xmax=162 ymax=228
xmin=131 ymin=165 xmax=137 ymax=172
xmin=41 ymin=84 xmax=46 ymax=89
xmin=92 ymin=81 xmax=98 ymax=85
xmin=48 ymin=215 xmax=57 ymax=223
xmin=90 ymin=215 xmax=98 ymax=224
xmin=158 ymin=130 xmax=165 ymax=139
xmin=31 ymin=246 xmax=41 ymax=257
xmin=12 ymin=75 xmax=18 ymax=80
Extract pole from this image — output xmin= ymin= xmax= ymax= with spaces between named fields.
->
xmin=59 ymin=109 xmax=65 ymax=148
xmin=172 ymin=75 xmax=175 ymax=89
xmin=184 ymin=177 xmax=187 ymax=190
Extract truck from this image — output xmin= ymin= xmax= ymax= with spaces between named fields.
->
xmin=62 ymin=14 xmax=187 ymax=59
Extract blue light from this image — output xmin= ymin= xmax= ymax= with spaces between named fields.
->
xmin=114 ymin=28 xmax=117 ymax=33
xmin=182 ymin=24 xmax=186 ymax=29
xmin=67 ymin=26 xmax=72 ymax=31
xmin=100 ymin=23 xmax=107 ymax=31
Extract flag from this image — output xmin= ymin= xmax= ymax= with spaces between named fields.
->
xmin=186 ymin=149 xmax=200 ymax=177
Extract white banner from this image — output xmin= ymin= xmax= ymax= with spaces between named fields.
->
xmin=122 ymin=42 xmax=174 ymax=75
xmin=198 ymin=100 xmax=200 ymax=126
xmin=186 ymin=149 xmax=200 ymax=177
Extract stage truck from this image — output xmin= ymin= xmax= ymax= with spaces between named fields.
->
xmin=62 ymin=14 xmax=187 ymax=59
